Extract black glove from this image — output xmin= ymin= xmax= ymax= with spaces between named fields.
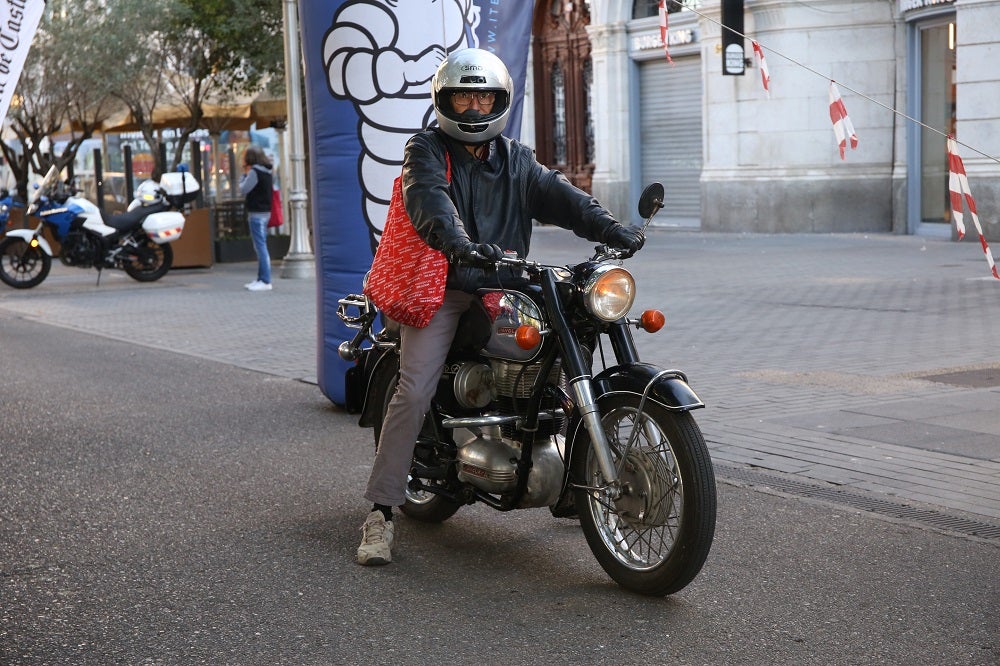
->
xmin=605 ymin=224 xmax=646 ymax=258
xmin=446 ymin=240 xmax=505 ymax=267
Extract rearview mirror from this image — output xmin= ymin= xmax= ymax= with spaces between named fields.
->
xmin=637 ymin=182 xmax=664 ymax=221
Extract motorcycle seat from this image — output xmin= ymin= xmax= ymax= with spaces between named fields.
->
xmin=104 ymin=201 xmax=169 ymax=231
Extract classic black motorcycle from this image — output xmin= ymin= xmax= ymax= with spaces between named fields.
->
xmin=337 ymin=184 xmax=716 ymax=596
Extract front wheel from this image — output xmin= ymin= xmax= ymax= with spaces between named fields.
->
xmin=124 ymin=236 xmax=172 ymax=282
xmin=571 ymin=395 xmax=716 ymax=596
xmin=0 ymin=236 xmax=51 ymax=289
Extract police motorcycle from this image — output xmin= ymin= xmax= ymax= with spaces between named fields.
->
xmin=0 ymin=165 xmax=198 ymax=289
xmin=0 ymin=187 xmax=24 ymax=225
xmin=338 ymin=183 xmax=716 ymax=596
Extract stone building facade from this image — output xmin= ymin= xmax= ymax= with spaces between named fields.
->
xmin=525 ymin=0 xmax=1000 ymax=240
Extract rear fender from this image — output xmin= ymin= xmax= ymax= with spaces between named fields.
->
xmin=356 ymin=347 xmax=400 ymax=428
xmin=3 ymin=229 xmax=53 ymax=256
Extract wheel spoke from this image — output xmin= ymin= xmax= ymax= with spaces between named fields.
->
xmin=574 ymin=396 xmax=715 ymax=595
xmin=587 ymin=406 xmax=685 ymax=570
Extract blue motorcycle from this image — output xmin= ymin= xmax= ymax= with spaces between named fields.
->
xmin=0 ymin=188 xmax=24 ymax=226
xmin=0 ymin=166 xmax=198 ymax=289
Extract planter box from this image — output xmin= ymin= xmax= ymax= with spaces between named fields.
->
xmin=214 ymin=235 xmax=290 ymax=263
xmin=172 ymin=208 xmax=214 ymax=268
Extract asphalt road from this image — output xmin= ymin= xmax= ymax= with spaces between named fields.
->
xmin=1 ymin=315 xmax=997 ymax=665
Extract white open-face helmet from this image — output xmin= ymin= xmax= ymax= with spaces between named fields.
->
xmin=432 ymin=48 xmax=513 ymax=145
xmin=134 ymin=179 xmax=163 ymax=206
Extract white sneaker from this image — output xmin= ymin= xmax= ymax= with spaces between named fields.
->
xmin=246 ymin=281 xmax=272 ymax=292
xmin=356 ymin=510 xmax=394 ymax=566
xmin=243 ymin=281 xmax=257 ymax=288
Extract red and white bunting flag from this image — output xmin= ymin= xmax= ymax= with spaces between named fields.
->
xmin=658 ymin=0 xmax=674 ymax=64
xmin=751 ymin=41 xmax=771 ymax=96
xmin=947 ymin=137 xmax=999 ymax=279
xmin=828 ymin=82 xmax=858 ymax=160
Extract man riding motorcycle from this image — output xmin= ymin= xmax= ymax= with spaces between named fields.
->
xmin=356 ymin=47 xmax=646 ymax=566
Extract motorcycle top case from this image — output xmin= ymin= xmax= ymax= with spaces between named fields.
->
xmin=142 ymin=211 xmax=185 ymax=243
xmin=159 ymin=172 xmax=200 ymax=207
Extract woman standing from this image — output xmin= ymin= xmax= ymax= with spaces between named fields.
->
xmin=239 ymin=145 xmax=274 ymax=291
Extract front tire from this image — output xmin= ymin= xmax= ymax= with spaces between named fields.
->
xmin=373 ymin=371 xmax=462 ymax=524
xmin=124 ymin=236 xmax=172 ymax=282
xmin=571 ymin=395 xmax=716 ymax=596
xmin=0 ymin=237 xmax=51 ymax=289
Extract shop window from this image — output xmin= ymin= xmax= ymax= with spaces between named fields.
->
xmin=583 ymin=57 xmax=594 ymax=164
xmin=919 ymin=22 xmax=956 ymax=225
xmin=552 ymin=62 xmax=567 ymax=165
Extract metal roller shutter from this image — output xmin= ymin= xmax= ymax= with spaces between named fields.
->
xmin=639 ymin=55 xmax=702 ymax=226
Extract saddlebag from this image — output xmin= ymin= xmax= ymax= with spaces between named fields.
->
xmin=142 ymin=211 xmax=186 ymax=244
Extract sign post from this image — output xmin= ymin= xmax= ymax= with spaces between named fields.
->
xmin=721 ymin=0 xmax=745 ymax=76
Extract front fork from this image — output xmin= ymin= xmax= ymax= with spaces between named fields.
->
xmin=541 ymin=273 xmax=638 ymax=498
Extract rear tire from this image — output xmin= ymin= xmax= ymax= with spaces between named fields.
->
xmin=571 ymin=395 xmax=716 ymax=596
xmin=124 ymin=236 xmax=172 ymax=282
xmin=0 ymin=237 xmax=51 ymax=289
xmin=373 ymin=372 xmax=462 ymax=524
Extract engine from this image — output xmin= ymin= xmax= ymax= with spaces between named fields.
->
xmin=59 ymin=231 xmax=100 ymax=267
xmin=455 ymin=424 xmax=564 ymax=508
xmin=450 ymin=357 xmax=566 ymax=508
xmin=446 ymin=288 xmax=568 ymax=508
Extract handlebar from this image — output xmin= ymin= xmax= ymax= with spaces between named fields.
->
xmin=488 ymin=244 xmax=630 ymax=273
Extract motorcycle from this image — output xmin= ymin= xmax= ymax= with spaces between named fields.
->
xmin=337 ymin=183 xmax=716 ymax=596
xmin=0 ymin=165 xmax=199 ymax=289
xmin=0 ymin=187 xmax=24 ymax=225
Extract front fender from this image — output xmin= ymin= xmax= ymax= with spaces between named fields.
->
xmin=4 ymin=229 xmax=53 ymax=256
xmin=592 ymin=362 xmax=704 ymax=412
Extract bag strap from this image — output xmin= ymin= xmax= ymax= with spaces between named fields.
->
xmin=430 ymin=127 xmax=453 ymax=183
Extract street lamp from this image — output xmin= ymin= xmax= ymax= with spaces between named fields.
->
xmin=280 ymin=0 xmax=315 ymax=279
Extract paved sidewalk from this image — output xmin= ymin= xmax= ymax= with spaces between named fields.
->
xmin=1 ymin=230 xmax=998 ymax=536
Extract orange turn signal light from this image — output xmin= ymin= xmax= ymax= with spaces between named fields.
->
xmin=29 ymin=238 xmax=39 ymax=248
xmin=640 ymin=310 xmax=665 ymax=333
xmin=515 ymin=325 xmax=542 ymax=350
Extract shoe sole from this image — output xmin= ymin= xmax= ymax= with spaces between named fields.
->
xmin=357 ymin=554 xmax=391 ymax=566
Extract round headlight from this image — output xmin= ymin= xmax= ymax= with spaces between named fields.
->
xmin=583 ymin=265 xmax=635 ymax=321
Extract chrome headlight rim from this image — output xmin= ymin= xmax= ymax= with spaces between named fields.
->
xmin=582 ymin=264 xmax=636 ymax=322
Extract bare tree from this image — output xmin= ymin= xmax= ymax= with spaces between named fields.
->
xmin=1 ymin=0 xmax=120 ymax=198
xmin=2 ymin=0 xmax=284 ymax=196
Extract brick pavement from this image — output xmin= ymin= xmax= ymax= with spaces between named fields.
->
xmin=1 ymin=230 xmax=997 ymax=533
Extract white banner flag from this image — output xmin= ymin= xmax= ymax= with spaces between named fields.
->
xmin=0 ymin=0 xmax=45 ymax=121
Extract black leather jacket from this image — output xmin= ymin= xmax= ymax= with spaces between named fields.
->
xmin=401 ymin=129 xmax=621 ymax=292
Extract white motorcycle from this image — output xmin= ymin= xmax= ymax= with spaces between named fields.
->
xmin=0 ymin=165 xmax=199 ymax=289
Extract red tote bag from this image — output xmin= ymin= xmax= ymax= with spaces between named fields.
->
xmin=364 ymin=153 xmax=451 ymax=328
xmin=267 ymin=188 xmax=284 ymax=228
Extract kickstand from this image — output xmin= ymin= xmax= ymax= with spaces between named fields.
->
xmin=95 ymin=268 xmax=103 ymax=287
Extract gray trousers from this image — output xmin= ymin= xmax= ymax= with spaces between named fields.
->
xmin=364 ymin=290 xmax=477 ymax=507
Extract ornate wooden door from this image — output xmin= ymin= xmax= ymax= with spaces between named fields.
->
xmin=532 ymin=0 xmax=594 ymax=193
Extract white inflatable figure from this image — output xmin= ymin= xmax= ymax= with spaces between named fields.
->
xmin=323 ymin=0 xmax=480 ymax=245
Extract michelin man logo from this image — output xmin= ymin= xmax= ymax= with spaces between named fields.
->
xmin=323 ymin=0 xmax=481 ymax=248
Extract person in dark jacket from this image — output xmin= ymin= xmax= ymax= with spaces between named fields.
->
xmin=356 ymin=48 xmax=645 ymax=566
xmin=239 ymin=145 xmax=274 ymax=291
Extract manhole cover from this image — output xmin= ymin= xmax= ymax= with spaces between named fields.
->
xmin=918 ymin=368 xmax=1000 ymax=388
